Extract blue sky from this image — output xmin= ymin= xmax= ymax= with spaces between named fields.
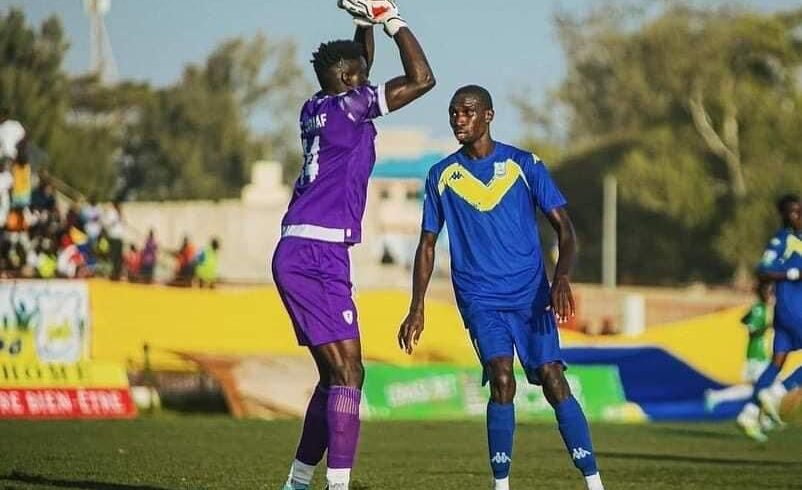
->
xmin=3 ymin=0 xmax=800 ymax=141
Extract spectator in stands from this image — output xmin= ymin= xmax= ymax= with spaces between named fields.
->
xmin=9 ymin=160 xmax=31 ymax=210
xmin=0 ymin=161 xmax=11 ymax=228
xmin=57 ymin=232 xmax=89 ymax=279
xmin=195 ymin=237 xmax=220 ymax=289
xmin=92 ymin=229 xmax=112 ymax=277
xmin=66 ymin=224 xmax=94 ymax=275
xmin=81 ymin=197 xmax=103 ymax=244
xmin=0 ymin=237 xmax=11 ymax=278
xmin=6 ymin=237 xmax=27 ymax=276
xmin=64 ymin=202 xmax=81 ymax=230
xmin=29 ymin=178 xmax=60 ymax=239
xmin=140 ymin=229 xmax=158 ymax=284
xmin=124 ymin=244 xmax=141 ymax=282
xmin=0 ymin=106 xmax=26 ymax=168
xmin=34 ymin=237 xmax=58 ymax=279
xmin=103 ymin=200 xmax=125 ymax=281
xmin=31 ymin=178 xmax=57 ymax=213
xmin=170 ymin=235 xmax=196 ymax=287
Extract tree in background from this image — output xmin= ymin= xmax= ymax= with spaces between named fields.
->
xmin=516 ymin=2 xmax=802 ymax=285
xmin=123 ymin=34 xmax=309 ymax=200
xmin=0 ymin=9 xmax=308 ymax=201
xmin=0 ymin=10 xmax=69 ymax=166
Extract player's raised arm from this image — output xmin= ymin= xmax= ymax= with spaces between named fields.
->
xmin=545 ymin=207 xmax=577 ymax=323
xmin=353 ymin=24 xmax=375 ymax=72
xmin=399 ymin=231 xmax=438 ymax=354
xmin=339 ymin=0 xmax=435 ymax=111
xmin=383 ymin=27 xmax=435 ymax=112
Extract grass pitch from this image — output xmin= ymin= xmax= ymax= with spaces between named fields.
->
xmin=0 ymin=417 xmax=800 ymax=489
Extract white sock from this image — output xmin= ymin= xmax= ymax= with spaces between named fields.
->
xmin=740 ymin=402 xmax=760 ymax=419
xmin=326 ymin=467 xmax=350 ymax=488
xmin=494 ymin=476 xmax=510 ymax=490
xmin=288 ymin=459 xmax=315 ymax=486
xmin=585 ymin=472 xmax=605 ymax=490
xmin=707 ymin=384 xmax=753 ymax=405
xmin=769 ymin=382 xmax=788 ymax=399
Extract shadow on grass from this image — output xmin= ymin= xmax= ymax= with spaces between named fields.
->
xmin=0 ymin=471 xmax=173 ymax=490
xmin=596 ymin=451 xmax=799 ymax=467
xmin=647 ymin=425 xmax=741 ymax=440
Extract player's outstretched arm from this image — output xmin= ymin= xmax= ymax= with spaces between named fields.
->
xmin=383 ymin=27 xmax=435 ymax=112
xmin=546 ymin=207 xmax=577 ymax=323
xmin=758 ymin=270 xmax=791 ymax=282
xmin=353 ymin=24 xmax=375 ymax=73
xmin=399 ymin=231 xmax=438 ymax=354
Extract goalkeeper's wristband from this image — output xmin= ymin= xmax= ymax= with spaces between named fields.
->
xmin=353 ymin=16 xmax=373 ymax=28
xmin=384 ymin=17 xmax=407 ymax=37
xmin=787 ymin=268 xmax=801 ymax=281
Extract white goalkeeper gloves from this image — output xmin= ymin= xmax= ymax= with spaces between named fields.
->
xmin=338 ymin=0 xmax=408 ymax=37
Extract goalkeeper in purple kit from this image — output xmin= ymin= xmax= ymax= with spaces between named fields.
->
xmin=275 ymin=1 xmax=435 ymax=489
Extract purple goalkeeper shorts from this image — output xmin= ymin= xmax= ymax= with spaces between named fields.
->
xmin=271 ymin=237 xmax=359 ymax=347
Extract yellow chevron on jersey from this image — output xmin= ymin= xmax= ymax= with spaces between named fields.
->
xmin=436 ymin=160 xmax=525 ymax=212
xmin=784 ymin=235 xmax=802 ymax=260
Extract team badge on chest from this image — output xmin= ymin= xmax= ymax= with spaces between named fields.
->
xmin=494 ymin=161 xmax=507 ymax=178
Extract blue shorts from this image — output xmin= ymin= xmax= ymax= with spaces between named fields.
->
xmin=463 ymin=306 xmax=564 ymax=386
xmin=773 ymin=317 xmax=802 ymax=354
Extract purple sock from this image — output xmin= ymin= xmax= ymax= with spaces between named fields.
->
xmin=326 ymin=385 xmax=362 ymax=469
xmin=295 ymin=384 xmax=329 ymax=465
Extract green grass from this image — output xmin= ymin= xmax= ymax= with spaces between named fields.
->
xmin=1 ymin=417 xmax=801 ymax=489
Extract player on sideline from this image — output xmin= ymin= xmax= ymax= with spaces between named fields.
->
xmin=398 ymin=85 xmax=604 ymax=490
xmin=737 ymin=193 xmax=802 ymax=441
xmin=274 ymin=2 xmax=435 ymax=489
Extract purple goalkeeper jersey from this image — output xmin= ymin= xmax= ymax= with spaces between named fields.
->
xmin=281 ymin=84 xmax=388 ymax=244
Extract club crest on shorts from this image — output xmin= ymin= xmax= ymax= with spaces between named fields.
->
xmin=342 ymin=310 xmax=354 ymax=325
xmin=494 ymin=161 xmax=507 ymax=177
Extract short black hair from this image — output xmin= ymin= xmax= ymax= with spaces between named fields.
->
xmin=311 ymin=40 xmax=364 ymax=88
xmin=777 ymin=193 xmax=801 ymax=215
xmin=453 ymin=85 xmax=494 ymax=110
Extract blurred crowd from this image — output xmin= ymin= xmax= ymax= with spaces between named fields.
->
xmin=0 ymin=111 xmax=221 ymax=287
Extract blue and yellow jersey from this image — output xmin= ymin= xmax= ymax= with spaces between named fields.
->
xmin=759 ymin=228 xmax=802 ymax=325
xmin=422 ymin=142 xmax=566 ymax=313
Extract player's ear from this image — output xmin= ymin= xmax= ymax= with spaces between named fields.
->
xmin=333 ymin=59 xmax=351 ymax=88
xmin=485 ymin=108 xmax=495 ymax=124
xmin=340 ymin=61 xmax=360 ymax=88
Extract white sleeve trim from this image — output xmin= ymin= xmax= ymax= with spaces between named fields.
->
xmin=378 ymin=84 xmax=390 ymax=116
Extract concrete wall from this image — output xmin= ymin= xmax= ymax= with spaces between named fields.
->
xmin=120 ymin=161 xmax=388 ymax=283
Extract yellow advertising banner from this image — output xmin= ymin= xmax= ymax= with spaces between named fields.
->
xmin=0 ymin=360 xmax=129 ymax=388
xmin=0 ymin=281 xmax=90 ymax=363
xmin=0 ymin=360 xmax=136 ymax=419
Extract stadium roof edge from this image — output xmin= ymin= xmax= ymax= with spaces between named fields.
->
xmin=372 ymin=152 xmax=446 ymax=181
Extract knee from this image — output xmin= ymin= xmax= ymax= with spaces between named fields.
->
xmin=540 ymin=364 xmax=570 ymax=406
xmin=490 ymin=367 xmax=516 ymax=404
xmin=330 ymin=360 xmax=364 ymax=389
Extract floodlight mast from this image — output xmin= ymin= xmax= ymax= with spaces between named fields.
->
xmin=84 ymin=0 xmax=118 ymax=84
